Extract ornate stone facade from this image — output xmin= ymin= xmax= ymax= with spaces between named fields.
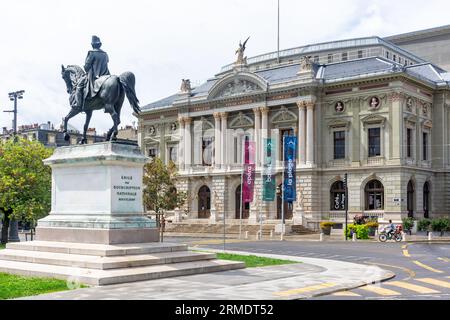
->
xmin=138 ymin=35 xmax=450 ymax=230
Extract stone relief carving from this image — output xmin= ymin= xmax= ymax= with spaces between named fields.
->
xmin=271 ymin=106 xmax=298 ymax=124
xmin=406 ymin=97 xmax=414 ymax=111
xmin=229 ymin=112 xmax=254 ymax=129
xmin=368 ymin=96 xmax=381 ymax=110
xmin=334 ymin=101 xmax=345 ymax=113
xmin=149 ymin=125 xmax=156 ymax=136
xmin=216 ymin=79 xmax=261 ymax=98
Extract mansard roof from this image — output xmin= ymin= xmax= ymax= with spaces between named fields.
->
xmin=142 ymin=58 xmax=449 ymax=112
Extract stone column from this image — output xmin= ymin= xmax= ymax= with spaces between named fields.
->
xmin=184 ymin=117 xmax=192 ymax=168
xmin=213 ymin=112 xmax=221 ymax=168
xmin=178 ymin=117 xmax=185 ymax=170
xmin=253 ymin=108 xmax=261 ymax=167
xmin=220 ymin=112 xmax=228 ymax=169
xmin=306 ymin=101 xmax=315 ymax=165
xmin=297 ymin=101 xmax=307 ymax=165
xmin=260 ymin=107 xmax=270 ymax=220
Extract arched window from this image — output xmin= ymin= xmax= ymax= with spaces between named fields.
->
xmin=407 ymin=180 xmax=415 ymax=218
xmin=365 ymin=180 xmax=384 ymax=210
xmin=198 ymin=186 xmax=211 ymax=219
xmin=423 ymin=182 xmax=430 ymax=218
xmin=330 ymin=181 xmax=346 ymax=211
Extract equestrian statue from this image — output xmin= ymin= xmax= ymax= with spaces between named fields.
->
xmin=61 ymin=35 xmax=140 ymax=143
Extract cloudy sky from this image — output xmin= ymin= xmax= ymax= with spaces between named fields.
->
xmin=1 ymin=0 xmax=449 ymax=134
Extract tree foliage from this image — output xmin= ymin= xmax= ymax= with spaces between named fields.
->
xmin=142 ymin=158 xmax=186 ymax=215
xmin=0 ymin=138 xmax=53 ymax=226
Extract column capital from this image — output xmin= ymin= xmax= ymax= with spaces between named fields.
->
xmin=296 ymin=101 xmax=306 ymax=109
xmin=178 ymin=116 xmax=185 ymax=124
xmin=184 ymin=117 xmax=192 ymax=124
xmin=260 ymin=106 xmax=270 ymax=115
xmin=220 ymin=112 xmax=228 ymax=119
xmin=253 ymin=107 xmax=261 ymax=115
xmin=305 ymin=101 xmax=315 ymax=110
xmin=213 ymin=112 xmax=222 ymax=120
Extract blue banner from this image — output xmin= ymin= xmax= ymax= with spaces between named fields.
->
xmin=283 ymin=136 xmax=297 ymax=202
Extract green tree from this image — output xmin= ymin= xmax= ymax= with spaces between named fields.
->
xmin=0 ymin=138 xmax=53 ymax=244
xmin=142 ymin=158 xmax=186 ymax=216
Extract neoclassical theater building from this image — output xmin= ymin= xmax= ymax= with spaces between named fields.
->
xmin=138 ymin=32 xmax=450 ymax=230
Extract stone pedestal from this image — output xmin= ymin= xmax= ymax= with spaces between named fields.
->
xmin=36 ymin=142 xmax=158 ymax=244
xmin=0 ymin=142 xmax=245 ymax=286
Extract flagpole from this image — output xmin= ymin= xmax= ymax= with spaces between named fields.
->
xmin=281 ymin=134 xmax=285 ymax=241
xmin=239 ymin=137 xmax=244 ymax=240
xmin=277 ymin=0 xmax=280 ymax=64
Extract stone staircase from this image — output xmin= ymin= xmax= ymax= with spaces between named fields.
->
xmin=0 ymin=241 xmax=245 ymax=286
xmin=165 ymin=221 xmax=317 ymax=236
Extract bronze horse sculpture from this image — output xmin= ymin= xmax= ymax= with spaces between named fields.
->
xmin=61 ymin=65 xmax=140 ymax=143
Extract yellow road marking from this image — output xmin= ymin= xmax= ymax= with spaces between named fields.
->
xmin=403 ymin=249 xmax=411 ymax=257
xmin=274 ymin=283 xmax=337 ymax=297
xmin=412 ymin=261 xmax=444 ymax=274
xmin=366 ymin=262 xmax=415 ymax=280
xmin=438 ymin=257 xmax=450 ymax=263
xmin=402 ymin=245 xmax=407 ymax=250
xmin=332 ymin=291 xmax=361 ymax=297
xmin=416 ymin=278 xmax=450 ymax=289
xmin=385 ymin=281 xmax=439 ymax=294
xmin=359 ymin=285 xmax=401 ymax=296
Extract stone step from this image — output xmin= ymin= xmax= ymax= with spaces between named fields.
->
xmin=0 ymin=249 xmax=217 ymax=270
xmin=0 ymin=258 xmax=245 ymax=286
xmin=5 ymin=241 xmax=188 ymax=257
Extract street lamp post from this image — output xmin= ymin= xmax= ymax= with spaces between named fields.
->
xmin=3 ymin=90 xmax=25 ymax=243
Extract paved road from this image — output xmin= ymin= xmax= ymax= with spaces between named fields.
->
xmin=166 ymin=237 xmax=450 ymax=300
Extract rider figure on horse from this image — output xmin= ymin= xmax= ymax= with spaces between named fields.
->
xmin=74 ymin=35 xmax=111 ymax=112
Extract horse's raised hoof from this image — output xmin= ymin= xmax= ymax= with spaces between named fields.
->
xmin=64 ymin=132 xmax=70 ymax=141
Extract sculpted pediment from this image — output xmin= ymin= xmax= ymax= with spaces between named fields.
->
xmin=361 ymin=114 xmax=386 ymax=128
xmin=271 ymin=106 xmax=297 ymax=124
xmin=208 ymin=72 xmax=268 ymax=100
xmin=230 ymin=112 xmax=254 ymax=129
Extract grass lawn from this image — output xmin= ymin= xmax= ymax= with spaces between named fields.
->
xmin=0 ymin=244 xmax=5 ymax=250
xmin=215 ymin=252 xmax=299 ymax=268
xmin=0 ymin=273 xmax=81 ymax=300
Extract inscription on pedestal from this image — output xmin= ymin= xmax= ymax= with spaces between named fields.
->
xmin=114 ymin=175 xmax=140 ymax=202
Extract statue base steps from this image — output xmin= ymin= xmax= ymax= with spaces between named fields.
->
xmin=0 ymin=241 xmax=245 ymax=286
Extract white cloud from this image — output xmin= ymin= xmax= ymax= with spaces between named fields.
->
xmin=1 ymin=0 xmax=449 ymax=134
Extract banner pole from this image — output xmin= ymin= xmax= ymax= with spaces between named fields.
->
xmin=281 ymin=135 xmax=285 ymax=241
xmin=239 ymin=138 xmax=244 ymax=240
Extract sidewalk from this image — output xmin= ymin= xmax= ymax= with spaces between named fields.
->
xmin=19 ymin=250 xmax=394 ymax=300
xmin=166 ymin=232 xmax=450 ymax=243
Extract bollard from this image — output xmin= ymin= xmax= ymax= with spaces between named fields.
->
xmin=257 ymin=231 xmax=262 ymax=241
xmin=320 ymin=233 xmax=324 ymax=242
xmin=428 ymin=232 xmax=432 ymax=241
xmin=352 ymin=232 xmax=357 ymax=242
xmin=402 ymin=231 xmax=406 ymax=242
xmin=270 ymin=230 xmax=274 ymax=239
xmin=245 ymin=231 xmax=249 ymax=240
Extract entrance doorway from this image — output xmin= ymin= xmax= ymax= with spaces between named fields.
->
xmin=407 ymin=180 xmax=415 ymax=218
xmin=423 ymin=182 xmax=430 ymax=218
xmin=198 ymin=185 xmax=211 ymax=219
xmin=277 ymin=184 xmax=293 ymax=220
xmin=235 ymin=184 xmax=250 ymax=219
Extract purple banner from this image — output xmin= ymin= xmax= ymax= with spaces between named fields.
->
xmin=244 ymin=140 xmax=256 ymax=165
xmin=242 ymin=164 xmax=256 ymax=203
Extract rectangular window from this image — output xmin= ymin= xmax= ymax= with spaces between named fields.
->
xmin=358 ymin=50 xmax=363 ymax=59
xmin=342 ymin=52 xmax=348 ymax=61
xmin=368 ymin=128 xmax=381 ymax=157
xmin=393 ymin=54 xmax=397 ymax=62
xmin=149 ymin=148 xmax=158 ymax=159
xmin=202 ymin=137 xmax=213 ymax=166
xmin=168 ymin=146 xmax=177 ymax=163
xmin=328 ymin=54 xmax=333 ymax=64
xmin=406 ymin=128 xmax=412 ymax=158
xmin=313 ymin=55 xmax=319 ymax=63
xmin=386 ymin=51 xmax=390 ymax=59
xmin=423 ymin=132 xmax=428 ymax=161
xmin=333 ymin=131 xmax=345 ymax=160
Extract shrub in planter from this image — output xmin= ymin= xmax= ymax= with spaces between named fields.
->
xmin=320 ymin=221 xmax=335 ymax=235
xmin=402 ymin=217 xmax=415 ymax=235
xmin=417 ymin=219 xmax=431 ymax=232
xmin=345 ymin=224 xmax=369 ymax=240
xmin=365 ymin=221 xmax=379 ymax=237
xmin=431 ymin=218 xmax=450 ymax=236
